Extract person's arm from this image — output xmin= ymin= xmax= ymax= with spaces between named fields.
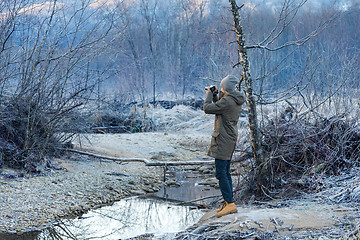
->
xmin=205 ymin=85 xmax=219 ymax=103
xmin=213 ymin=93 xmax=219 ymax=103
xmin=204 ymin=95 xmax=229 ymax=114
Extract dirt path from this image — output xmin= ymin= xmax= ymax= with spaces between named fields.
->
xmin=73 ymin=132 xmax=211 ymax=161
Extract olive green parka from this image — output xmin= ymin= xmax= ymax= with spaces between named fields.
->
xmin=204 ymin=90 xmax=245 ymax=160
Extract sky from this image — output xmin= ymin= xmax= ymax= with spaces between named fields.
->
xmin=3 ymin=0 xmax=357 ymax=21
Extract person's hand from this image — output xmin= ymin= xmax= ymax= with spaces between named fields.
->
xmin=212 ymin=85 xmax=218 ymax=95
xmin=206 ymin=85 xmax=217 ymax=95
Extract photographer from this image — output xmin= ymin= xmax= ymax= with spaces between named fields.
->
xmin=203 ymin=75 xmax=245 ymax=218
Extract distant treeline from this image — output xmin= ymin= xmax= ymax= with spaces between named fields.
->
xmin=90 ymin=0 xmax=360 ymax=105
xmin=1 ymin=1 xmax=359 ymax=105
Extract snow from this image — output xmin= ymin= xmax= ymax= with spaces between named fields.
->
xmin=74 ymin=104 xmax=250 ymax=161
xmin=148 ymin=105 xmax=214 ymax=134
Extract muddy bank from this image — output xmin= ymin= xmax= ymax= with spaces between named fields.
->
xmin=175 ymin=200 xmax=360 ymax=239
xmin=173 ymin=167 xmax=360 ymax=240
xmin=0 ymin=154 xmax=163 ymax=234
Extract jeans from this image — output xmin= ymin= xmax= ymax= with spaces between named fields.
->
xmin=215 ymin=159 xmax=234 ymax=203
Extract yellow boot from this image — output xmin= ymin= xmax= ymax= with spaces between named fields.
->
xmin=217 ymin=201 xmax=227 ymax=213
xmin=216 ymin=202 xmax=237 ymax=218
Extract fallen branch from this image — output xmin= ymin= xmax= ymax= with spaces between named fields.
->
xmin=63 ymin=148 xmax=215 ymax=166
xmin=177 ymin=194 xmax=222 ymax=206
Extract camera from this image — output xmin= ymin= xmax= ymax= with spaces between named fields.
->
xmin=205 ymin=85 xmax=218 ymax=94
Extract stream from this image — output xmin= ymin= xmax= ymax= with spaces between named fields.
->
xmin=2 ymin=168 xmax=220 ymax=240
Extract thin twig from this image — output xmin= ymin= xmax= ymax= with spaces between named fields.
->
xmin=177 ymin=194 xmax=222 ymax=206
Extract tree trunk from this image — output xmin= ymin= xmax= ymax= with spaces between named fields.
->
xmin=229 ymin=0 xmax=266 ymax=195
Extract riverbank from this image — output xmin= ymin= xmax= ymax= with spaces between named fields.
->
xmin=179 ymin=199 xmax=360 ymax=239
xmin=0 ymin=154 xmax=163 ymax=234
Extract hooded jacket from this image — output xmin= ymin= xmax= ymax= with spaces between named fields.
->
xmin=203 ymin=75 xmax=245 ymax=160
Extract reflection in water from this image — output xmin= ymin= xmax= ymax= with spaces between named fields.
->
xmin=156 ymin=169 xmax=220 ymax=204
xmin=34 ymin=197 xmax=203 ymax=240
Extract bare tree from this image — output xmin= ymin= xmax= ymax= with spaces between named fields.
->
xmin=229 ymin=1 xmax=264 ymax=195
xmin=140 ymin=0 xmax=159 ymax=105
xmin=228 ymin=0 xmax=338 ymax=195
xmin=112 ymin=1 xmax=148 ymax=104
xmin=0 ymin=0 xmax=115 ymax=169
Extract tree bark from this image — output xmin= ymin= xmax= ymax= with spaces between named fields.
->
xmin=229 ymin=0 xmax=266 ymax=195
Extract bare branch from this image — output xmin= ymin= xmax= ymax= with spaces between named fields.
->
xmin=246 ymin=0 xmax=339 ymax=51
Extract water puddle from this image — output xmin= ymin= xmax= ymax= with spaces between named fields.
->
xmin=53 ymin=197 xmax=202 ymax=239
xmin=2 ymin=197 xmax=203 ymax=240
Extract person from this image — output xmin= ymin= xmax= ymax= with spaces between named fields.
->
xmin=203 ymin=75 xmax=245 ymax=218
